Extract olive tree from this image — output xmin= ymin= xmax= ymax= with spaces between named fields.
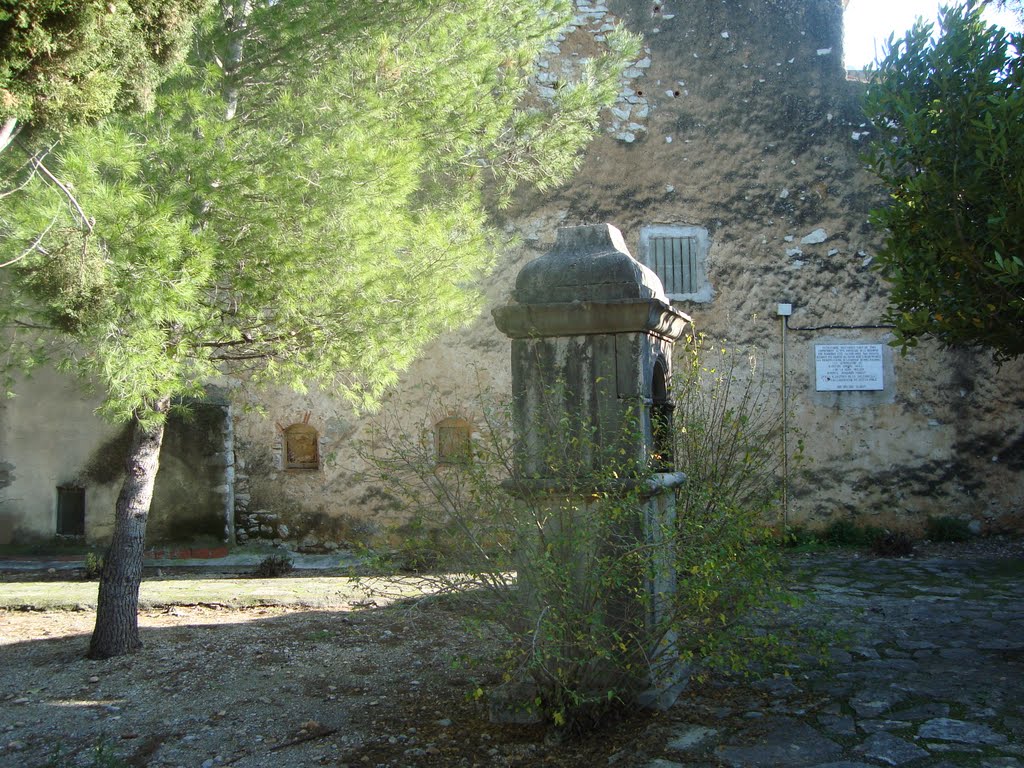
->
xmin=863 ymin=3 xmax=1023 ymax=361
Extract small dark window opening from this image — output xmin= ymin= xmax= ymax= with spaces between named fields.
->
xmin=651 ymin=360 xmax=674 ymax=472
xmin=57 ymin=485 xmax=86 ymax=537
xmin=284 ymin=423 xmax=320 ymax=470
xmin=436 ymin=417 xmax=472 ymax=465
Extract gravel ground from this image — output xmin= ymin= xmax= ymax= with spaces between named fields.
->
xmin=1 ymin=536 xmax=1021 ymax=768
xmin=1 ymin=601 xmax=557 ymax=768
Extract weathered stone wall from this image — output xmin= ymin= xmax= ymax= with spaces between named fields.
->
xmin=230 ymin=0 xmax=1022 ymax=542
xmin=4 ymin=0 xmax=1020 ymax=548
xmin=228 ymin=390 xmax=373 ymax=550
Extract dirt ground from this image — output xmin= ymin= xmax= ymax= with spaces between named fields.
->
xmin=2 ymin=538 xmax=1022 ymax=768
xmin=0 ymin=577 xmax=675 ymax=768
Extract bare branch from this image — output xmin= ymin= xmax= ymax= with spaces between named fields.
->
xmin=0 ymin=214 xmax=58 ymax=268
xmin=8 ymin=320 xmax=59 ymax=331
xmin=0 ymin=144 xmax=54 ymax=199
xmin=268 ymin=726 xmax=338 ymax=753
xmin=33 ymin=156 xmax=93 ymax=233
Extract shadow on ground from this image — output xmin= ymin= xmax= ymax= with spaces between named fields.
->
xmin=1 ymin=550 xmax=1022 ymax=767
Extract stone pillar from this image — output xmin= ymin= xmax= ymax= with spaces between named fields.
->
xmin=492 ymin=223 xmax=692 ymax=711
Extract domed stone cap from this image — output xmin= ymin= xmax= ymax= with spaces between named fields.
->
xmin=514 ymin=223 xmax=669 ymax=304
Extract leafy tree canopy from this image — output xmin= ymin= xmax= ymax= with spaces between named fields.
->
xmin=1 ymin=0 xmax=636 ymax=659
xmin=0 ymin=0 xmax=209 ymax=150
xmin=863 ymin=3 xmax=1024 ymax=361
xmin=1 ymin=0 xmax=635 ymax=421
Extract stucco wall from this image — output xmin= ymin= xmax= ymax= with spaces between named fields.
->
xmin=0 ymin=368 xmax=232 ymax=546
xmin=0 ymin=368 xmax=122 ymax=544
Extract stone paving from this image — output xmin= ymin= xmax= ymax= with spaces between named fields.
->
xmin=650 ymin=553 xmax=1024 ymax=767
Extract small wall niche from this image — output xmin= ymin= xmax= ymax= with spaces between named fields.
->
xmin=436 ymin=417 xmax=472 ymax=465
xmin=650 ymin=358 xmax=675 ymax=472
xmin=284 ymin=423 xmax=320 ymax=471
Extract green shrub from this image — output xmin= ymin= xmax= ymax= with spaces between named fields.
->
xmin=782 ymin=525 xmax=818 ymax=548
xmin=252 ymin=553 xmax=294 ymax=578
xmin=362 ymin=337 xmax=796 ymax=728
xmin=671 ymin=334 xmax=795 ymax=676
xmin=925 ymin=515 xmax=971 ymax=543
xmin=384 ymin=518 xmax=446 ymax=573
xmin=822 ymin=519 xmax=885 ymax=547
xmin=45 ymin=735 xmax=127 ymax=768
xmin=83 ymin=552 xmax=104 ymax=580
xmin=366 ymin=395 xmax=660 ymax=728
xmin=872 ymin=530 xmax=915 ymax=558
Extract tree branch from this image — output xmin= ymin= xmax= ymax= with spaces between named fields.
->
xmin=0 ymin=214 xmax=58 ymax=268
xmin=0 ymin=143 xmax=52 ymax=199
xmin=33 ymin=156 xmax=93 ymax=232
xmin=0 ymin=117 xmax=20 ymax=154
xmin=268 ymin=726 xmax=337 ymax=752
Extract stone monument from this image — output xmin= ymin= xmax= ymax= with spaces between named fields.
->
xmin=492 ymin=223 xmax=692 ymax=713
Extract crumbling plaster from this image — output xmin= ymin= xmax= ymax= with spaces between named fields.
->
xmin=235 ymin=0 xmax=1022 ymax=542
xmin=4 ymin=0 xmax=1020 ymax=548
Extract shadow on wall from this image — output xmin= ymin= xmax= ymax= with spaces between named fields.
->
xmin=68 ymin=403 xmax=232 ymax=547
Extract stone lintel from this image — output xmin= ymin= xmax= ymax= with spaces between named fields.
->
xmin=492 ymin=299 xmax=691 ymax=341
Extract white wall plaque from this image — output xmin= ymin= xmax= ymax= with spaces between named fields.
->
xmin=815 ymin=344 xmax=885 ymax=391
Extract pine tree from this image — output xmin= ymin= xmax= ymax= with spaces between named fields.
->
xmin=0 ymin=0 xmax=635 ymax=658
xmin=0 ymin=0 xmax=209 ymax=152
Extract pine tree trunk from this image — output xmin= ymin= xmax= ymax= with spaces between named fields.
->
xmin=221 ymin=0 xmax=251 ymax=121
xmin=0 ymin=117 xmax=19 ymax=154
xmin=88 ymin=399 xmax=169 ymax=659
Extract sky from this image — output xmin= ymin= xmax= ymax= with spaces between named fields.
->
xmin=843 ymin=0 xmax=1022 ymax=68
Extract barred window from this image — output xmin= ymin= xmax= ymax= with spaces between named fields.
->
xmin=639 ymin=225 xmax=712 ymax=303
